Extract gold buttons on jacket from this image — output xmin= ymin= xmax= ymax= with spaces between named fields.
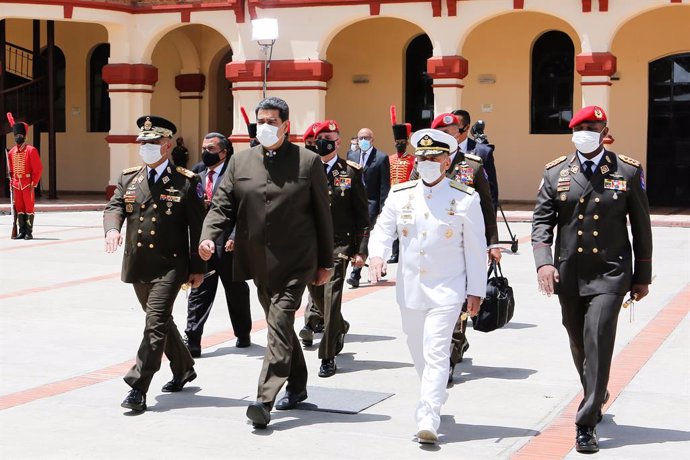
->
xmin=593 ymin=248 xmax=599 ymax=254
xmin=150 ymin=230 xmax=155 ymax=235
xmin=141 ymin=204 xmax=145 ymax=209
xmin=579 ymin=198 xmax=585 ymax=203
xmin=578 ymin=247 xmax=583 ymax=253
xmin=149 ymin=244 xmax=154 ymax=249
xmin=593 ymin=231 xmax=599 ymax=236
xmin=595 ymin=197 xmax=600 ymax=203
xmin=152 ymin=217 xmax=157 ymax=222
xmin=578 ymin=214 xmax=584 ymax=220
xmin=593 ymin=215 xmax=599 ymax=220
xmin=139 ymin=217 xmax=144 ymax=222
xmin=578 ymin=230 xmax=583 ymax=236
xmin=137 ymin=242 xmax=142 ymax=247
xmin=138 ymin=229 xmax=142 ymax=234
xmin=153 ymin=204 xmax=158 ymax=209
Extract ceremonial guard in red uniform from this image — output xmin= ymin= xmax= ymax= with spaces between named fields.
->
xmin=6 ymin=112 xmax=43 ymax=240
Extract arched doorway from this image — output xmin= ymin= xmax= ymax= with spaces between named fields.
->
xmin=405 ymin=34 xmax=433 ymax=131
xmin=647 ymin=53 xmax=690 ymax=207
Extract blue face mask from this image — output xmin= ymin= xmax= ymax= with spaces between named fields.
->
xmin=359 ymin=139 xmax=371 ymax=151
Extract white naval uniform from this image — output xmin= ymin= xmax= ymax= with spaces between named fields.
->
xmin=368 ymin=177 xmax=487 ymax=433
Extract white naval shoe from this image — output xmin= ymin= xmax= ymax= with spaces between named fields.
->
xmin=416 ymin=428 xmax=438 ymax=444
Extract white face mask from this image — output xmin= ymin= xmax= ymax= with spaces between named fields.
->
xmin=417 ymin=160 xmax=444 ymax=184
xmin=256 ymin=123 xmax=281 ymax=147
xmin=572 ymin=130 xmax=602 ymax=154
xmin=139 ymin=143 xmax=162 ymax=165
xmin=350 ymin=144 xmax=358 ymax=152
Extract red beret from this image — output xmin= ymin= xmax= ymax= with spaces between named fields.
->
xmin=303 ymin=122 xmax=321 ymax=140
xmin=431 ymin=113 xmax=460 ymax=129
xmin=313 ymin=120 xmax=340 ymax=137
xmin=569 ymin=105 xmax=607 ymax=128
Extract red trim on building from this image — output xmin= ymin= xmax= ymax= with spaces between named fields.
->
xmin=102 ymin=64 xmax=158 ymax=86
xmin=226 ymin=60 xmax=333 ymax=83
xmin=370 ymin=1 xmax=380 ymax=15
xmin=175 ymin=74 xmax=206 ymax=93
xmin=431 ymin=0 xmax=441 ymax=16
xmin=447 ymin=0 xmax=456 ymax=16
xmin=513 ymin=0 xmax=524 ymax=8
xmin=180 ymin=95 xmax=203 ymax=99
xmin=431 ymin=83 xmax=464 ymax=89
xmin=105 ymin=185 xmax=116 ymax=201
xmin=581 ymin=0 xmax=592 ymax=12
xmin=232 ymin=85 xmax=327 ymax=91
xmin=105 ymin=135 xmax=138 ymax=144
xmin=181 ymin=9 xmax=191 ymax=22
xmin=63 ymin=4 xmax=73 ymax=18
xmin=427 ymin=56 xmax=469 ymax=80
xmin=581 ymin=81 xmax=613 ymax=86
xmin=107 ymin=89 xmax=154 ymax=94
xmin=671 ymin=0 xmax=682 ymax=3
xmin=599 ymin=0 xmax=608 ymax=11
xmin=576 ymin=52 xmax=617 ymax=77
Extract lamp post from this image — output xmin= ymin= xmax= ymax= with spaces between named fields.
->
xmin=251 ymin=18 xmax=279 ymax=99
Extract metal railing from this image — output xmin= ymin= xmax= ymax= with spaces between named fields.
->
xmin=0 ymin=77 xmax=48 ymax=135
xmin=4 ymin=42 xmax=34 ymax=80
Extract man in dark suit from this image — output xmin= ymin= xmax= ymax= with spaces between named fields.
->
xmin=199 ymin=97 xmax=334 ymax=429
xmin=104 ymin=115 xmax=206 ymax=413
xmin=298 ymin=120 xmax=369 ymax=378
xmin=410 ymin=113 xmax=500 ymax=379
xmin=184 ymin=133 xmax=252 ymax=357
xmin=532 ymin=106 xmax=652 ymax=453
xmin=346 ymin=127 xmax=390 ymax=288
xmin=452 ymin=109 xmax=499 ymax=210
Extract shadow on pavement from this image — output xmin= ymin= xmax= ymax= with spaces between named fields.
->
xmin=150 ymin=388 xmax=250 ymax=412
xmin=500 ymin=322 xmax=537 ymax=330
xmin=598 ymin=414 xmax=690 ymax=448
xmin=439 ymin=414 xmax=540 ymax=444
xmin=253 ymin=410 xmax=392 ymax=433
xmin=202 ymin=344 xmax=267 ymax=358
xmin=454 ymin=359 xmax=537 ymax=382
xmin=333 ymin=352 xmax=414 ymax=374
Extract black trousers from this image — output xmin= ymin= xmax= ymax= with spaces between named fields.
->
xmin=559 ymin=293 xmax=624 ymax=427
xmin=255 ymin=283 xmax=308 ymax=406
xmin=185 ymin=252 xmax=251 ymax=346
xmin=125 ymin=279 xmax=194 ymax=393
xmin=306 ymin=258 xmax=348 ymax=359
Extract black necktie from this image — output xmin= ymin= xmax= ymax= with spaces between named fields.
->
xmin=148 ymin=168 xmax=157 ymax=186
xmin=583 ymin=161 xmax=595 ymax=180
xmin=323 ymin=163 xmax=329 ymax=176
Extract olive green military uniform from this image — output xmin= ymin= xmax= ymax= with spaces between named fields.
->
xmin=532 ymin=151 xmax=652 ymax=427
xmin=200 ymin=141 xmax=334 ymax=406
xmin=104 ymin=162 xmax=206 ymax=393
xmin=413 ymin=151 xmax=498 ymax=365
xmin=305 ymin=158 xmax=369 ymax=359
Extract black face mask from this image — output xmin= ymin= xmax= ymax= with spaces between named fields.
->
xmin=395 ymin=142 xmax=407 ymax=154
xmin=315 ymin=139 xmax=337 ymax=157
xmin=201 ymin=149 xmax=222 ymax=167
xmin=304 ymin=144 xmax=318 ymax=153
xmin=14 ymin=135 xmax=25 ymax=145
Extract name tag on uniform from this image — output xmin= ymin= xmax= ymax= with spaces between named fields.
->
xmin=604 ymin=179 xmax=627 ymax=191
xmin=159 ymin=194 xmax=182 ymax=203
xmin=399 ymin=212 xmax=415 ymax=225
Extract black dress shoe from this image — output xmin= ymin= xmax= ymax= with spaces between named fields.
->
xmin=236 ymin=336 xmax=251 ymax=348
xmin=319 ymin=358 xmax=337 ymax=378
xmin=313 ymin=321 xmax=325 ymax=334
xmin=246 ymin=401 xmax=271 ymax=429
xmin=275 ymin=390 xmax=308 ymax=410
xmin=575 ymin=425 xmax=599 ymax=453
xmin=184 ymin=335 xmax=201 ymax=358
xmin=121 ymin=388 xmax=146 ymax=412
xmin=386 ymin=255 xmax=398 ymax=264
xmin=335 ymin=321 xmax=350 ymax=355
xmin=299 ymin=325 xmax=314 ymax=347
xmin=161 ymin=368 xmax=197 ymax=393
xmin=346 ymin=276 xmax=359 ymax=288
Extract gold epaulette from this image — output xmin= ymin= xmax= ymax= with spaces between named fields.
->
xmin=465 ymin=153 xmax=482 ymax=163
xmin=346 ymin=160 xmax=362 ymax=170
xmin=122 ymin=166 xmax=142 ymax=175
xmin=450 ymin=180 xmax=475 ymax=195
xmin=545 ymin=156 xmax=567 ymax=169
xmin=176 ymin=166 xmax=196 ymax=178
xmin=392 ymin=180 xmax=418 ymax=192
xmin=618 ymin=154 xmax=641 ymax=168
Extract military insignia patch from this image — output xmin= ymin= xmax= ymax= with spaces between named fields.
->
xmin=600 ymin=165 xmax=610 ymax=175
xmin=401 ymin=227 xmax=409 ymax=237
xmin=545 ymin=156 xmax=567 ymax=169
xmin=594 ymin=108 xmax=603 ymax=119
xmin=445 ymin=228 xmax=453 ymax=239
xmin=560 ymin=169 xmax=569 ymax=177
xmin=162 ymin=176 xmax=170 ymax=184
xmin=126 ymin=204 xmax=133 ymax=213
xmin=560 ymin=193 xmax=567 ymax=201
xmin=570 ymin=165 xmax=579 ymax=174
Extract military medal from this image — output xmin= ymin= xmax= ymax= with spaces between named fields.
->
xmin=126 ymin=204 xmax=133 ymax=213
xmin=600 ymin=165 xmax=609 ymax=175
xmin=613 ymin=192 xmax=618 ymax=200
xmin=401 ymin=227 xmax=408 ymax=237
xmin=445 ymin=228 xmax=453 ymax=239
xmin=162 ymin=176 xmax=170 ymax=184
xmin=559 ymin=169 xmax=569 ymax=177
xmin=166 ymin=207 xmax=173 ymax=215
xmin=560 ymin=192 xmax=567 ymax=201
xmin=447 ymin=199 xmax=456 ymax=215
xmin=570 ymin=165 xmax=579 ymax=174
xmin=332 ymin=170 xmax=339 ymax=177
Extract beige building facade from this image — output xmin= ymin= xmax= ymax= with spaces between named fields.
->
xmin=1 ymin=0 xmax=688 ymax=205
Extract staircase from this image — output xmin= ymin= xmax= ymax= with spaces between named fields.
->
xmin=1 ymin=42 xmax=48 ymax=135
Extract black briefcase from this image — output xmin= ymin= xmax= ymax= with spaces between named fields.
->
xmin=471 ymin=261 xmax=515 ymax=333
